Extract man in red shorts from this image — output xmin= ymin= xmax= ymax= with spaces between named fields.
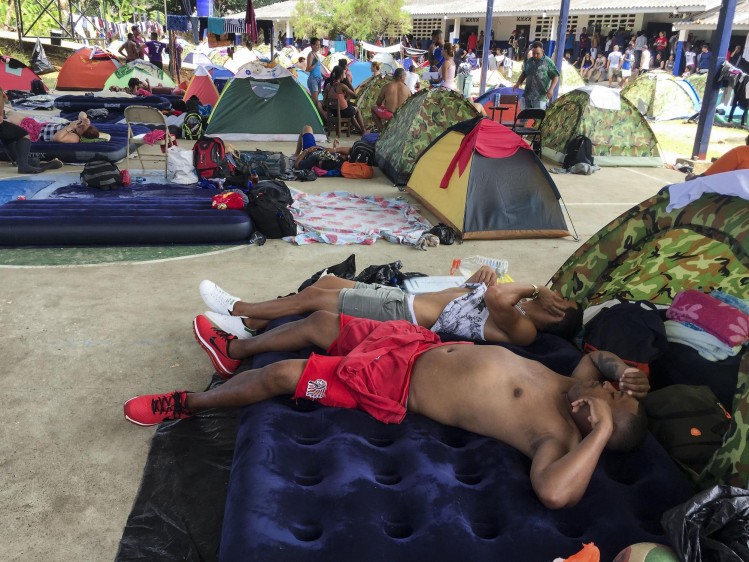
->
xmin=124 ymin=311 xmax=650 ymax=509
xmin=371 ymin=68 xmax=411 ymax=131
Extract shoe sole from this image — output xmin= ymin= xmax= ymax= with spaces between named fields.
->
xmin=123 ymin=396 xmax=158 ymax=426
xmin=193 ymin=317 xmax=237 ymax=378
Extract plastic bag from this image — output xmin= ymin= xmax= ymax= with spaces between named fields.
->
xmin=428 ymin=223 xmax=456 ymax=245
xmin=354 ymin=260 xmax=404 ymax=286
xmin=167 ymin=146 xmax=198 ymax=185
xmin=450 ymin=256 xmax=513 ymax=283
xmin=297 ymin=254 xmax=357 ymax=292
xmin=661 ymin=485 xmax=749 ymax=562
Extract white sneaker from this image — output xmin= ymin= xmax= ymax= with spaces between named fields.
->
xmin=205 ymin=311 xmax=256 ymax=340
xmin=200 ymin=280 xmax=240 ymax=315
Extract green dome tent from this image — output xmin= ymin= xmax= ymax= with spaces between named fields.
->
xmin=686 ymin=72 xmax=707 ymax=101
xmin=355 ymin=74 xmax=391 ymax=130
xmin=541 ymin=86 xmax=662 ymax=167
xmin=622 ymin=71 xmax=700 ymax=120
xmin=206 ymin=62 xmax=325 ymax=141
xmin=550 ymin=180 xmax=749 ymax=307
xmin=375 ymin=87 xmax=480 ymax=185
xmin=103 ymin=60 xmax=175 ymax=89
xmin=559 ymin=60 xmax=585 ymax=94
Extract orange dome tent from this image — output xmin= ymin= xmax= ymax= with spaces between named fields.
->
xmin=182 ymin=65 xmax=219 ymax=107
xmin=57 ymin=47 xmax=120 ymax=91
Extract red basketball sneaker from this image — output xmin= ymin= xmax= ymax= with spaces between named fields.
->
xmin=193 ymin=314 xmax=241 ymax=378
xmin=123 ymin=391 xmax=193 ymax=426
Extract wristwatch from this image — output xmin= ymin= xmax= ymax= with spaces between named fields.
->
xmin=530 ymin=284 xmax=540 ymax=300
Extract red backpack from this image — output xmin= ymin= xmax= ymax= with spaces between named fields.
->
xmin=192 ymin=137 xmax=226 ymax=179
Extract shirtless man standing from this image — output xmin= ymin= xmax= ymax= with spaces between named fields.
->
xmin=372 ymin=68 xmax=411 ymax=131
xmin=124 ymin=312 xmax=649 ymax=509
xmin=194 ymin=266 xmax=581 ymax=377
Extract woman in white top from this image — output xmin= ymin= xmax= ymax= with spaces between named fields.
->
xmin=441 ymin=43 xmax=457 ymax=91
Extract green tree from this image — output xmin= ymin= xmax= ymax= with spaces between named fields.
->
xmin=292 ymin=0 xmax=410 ymax=41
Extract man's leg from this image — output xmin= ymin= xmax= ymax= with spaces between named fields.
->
xmin=371 ymin=108 xmax=383 ymax=132
xmin=123 ymin=358 xmax=308 ymax=425
xmin=193 ymin=309 xmax=344 ymax=377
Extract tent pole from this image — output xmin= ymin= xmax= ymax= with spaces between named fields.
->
xmin=552 ymin=0 xmax=570 ymax=100
xmin=13 ymin=0 xmax=23 ymax=51
xmin=692 ymin=0 xmax=737 ymax=160
xmin=478 ymin=0 xmax=494 ymax=96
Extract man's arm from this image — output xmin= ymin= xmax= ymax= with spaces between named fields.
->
xmin=0 ymin=87 xmax=6 ymax=123
xmin=375 ymin=85 xmax=386 ymax=107
xmin=571 ymin=350 xmax=650 ymax=399
xmin=482 ymin=284 xmax=539 ymax=346
xmin=547 ymin=75 xmax=559 ymax=100
xmin=530 ymin=397 xmax=613 ymax=509
xmin=513 ymin=71 xmax=527 ymax=89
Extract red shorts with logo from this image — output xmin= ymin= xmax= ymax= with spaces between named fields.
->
xmin=293 ymin=314 xmax=465 ymax=423
xmin=372 ymin=105 xmax=394 ymax=121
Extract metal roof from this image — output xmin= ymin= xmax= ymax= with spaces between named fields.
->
xmin=673 ymin=0 xmax=749 ymax=29
xmin=250 ymin=0 xmax=713 ymax=20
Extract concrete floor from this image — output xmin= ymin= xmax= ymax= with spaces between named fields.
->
xmin=0 ymin=139 xmax=685 ymax=560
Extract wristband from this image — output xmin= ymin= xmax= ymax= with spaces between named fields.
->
xmin=530 ymin=284 xmax=539 ymax=300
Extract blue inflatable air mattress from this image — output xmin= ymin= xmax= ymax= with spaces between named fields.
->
xmin=0 ymin=123 xmax=149 ymax=164
xmin=60 ymin=110 xmax=125 ymax=125
xmin=0 ymin=197 xmax=253 ymax=245
xmin=53 ymin=95 xmax=171 ymax=111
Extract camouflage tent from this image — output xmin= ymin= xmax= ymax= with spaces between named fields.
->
xmin=355 ymin=75 xmax=391 ymax=129
xmin=541 ymin=86 xmax=662 ymax=167
xmin=686 ymin=73 xmax=707 ymax=101
xmin=559 ymin=60 xmax=585 ymax=94
xmin=375 ymin=88 xmax=480 ymax=185
xmin=550 ymin=180 xmax=749 ymax=491
xmin=549 ymin=186 xmax=749 ymax=307
xmin=622 ymin=71 xmax=700 ymax=120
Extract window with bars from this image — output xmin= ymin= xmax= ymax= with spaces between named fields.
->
xmin=411 ymin=18 xmax=442 ymax=39
xmin=586 ymin=14 xmax=636 ymax=36
xmin=534 ymin=15 xmax=579 ymax=40
xmin=411 ymin=18 xmax=442 ymax=40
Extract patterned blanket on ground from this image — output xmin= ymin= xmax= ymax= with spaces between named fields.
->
xmin=287 ymin=190 xmax=432 ymax=246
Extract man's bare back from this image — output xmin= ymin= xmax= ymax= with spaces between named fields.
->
xmin=379 ymin=80 xmax=411 ymax=113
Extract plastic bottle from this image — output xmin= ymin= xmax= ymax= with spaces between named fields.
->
xmin=250 ymin=169 xmax=260 ymax=188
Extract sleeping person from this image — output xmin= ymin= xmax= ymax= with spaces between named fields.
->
xmin=5 ymin=110 xmax=100 ymax=143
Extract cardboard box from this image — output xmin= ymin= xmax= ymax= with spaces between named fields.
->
xmin=675 ymin=157 xmax=712 ymax=174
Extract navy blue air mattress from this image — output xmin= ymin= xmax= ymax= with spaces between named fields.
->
xmin=219 ymin=326 xmax=697 ymax=562
xmin=0 ymin=197 xmax=252 ymax=245
xmin=53 ymin=95 xmax=171 ymax=111
xmin=0 ymin=123 xmax=149 ymax=164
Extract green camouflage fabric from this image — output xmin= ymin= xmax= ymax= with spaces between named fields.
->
xmin=559 ymin=60 xmax=585 ymax=94
xmin=322 ymin=52 xmax=350 ymax=72
xmin=355 ymin=75 xmax=391 ymax=129
xmin=549 ymin=191 xmax=749 ymax=307
xmin=621 ymin=73 xmax=698 ymax=120
xmin=541 ymin=90 xmax=659 ymax=158
xmin=686 ymin=73 xmax=706 ymax=100
xmin=698 ymin=351 xmax=749 ymax=490
xmin=375 ymin=88 xmax=479 ymax=184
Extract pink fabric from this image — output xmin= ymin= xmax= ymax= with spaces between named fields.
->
xmin=311 ymin=166 xmax=329 ymax=177
xmin=667 ymin=290 xmax=749 ymax=346
xmin=18 ymin=117 xmax=44 ymax=142
xmin=142 ymin=129 xmax=166 ymax=145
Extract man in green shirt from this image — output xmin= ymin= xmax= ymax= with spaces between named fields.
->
xmin=513 ymin=41 xmax=560 ymax=110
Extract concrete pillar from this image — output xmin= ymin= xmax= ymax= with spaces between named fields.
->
xmin=453 ymin=17 xmax=461 ymax=44
xmin=286 ymin=20 xmax=291 ymax=40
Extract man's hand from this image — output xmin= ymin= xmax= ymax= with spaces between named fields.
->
xmin=466 ymin=265 xmax=496 ymax=286
xmin=536 ymin=287 xmax=567 ymax=316
xmin=571 ymin=396 xmax=613 ymax=433
xmin=619 ymin=367 xmax=650 ymax=399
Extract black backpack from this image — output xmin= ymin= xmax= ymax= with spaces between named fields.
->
xmin=349 ymin=140 xmax=376 ymax=166
xmin=182 ymin=112 xmax=204 ymax=140
xmin=192 ymin=137 xmax=226 ymax=179
xmin=563 ymin=134 xmax=594 ymax=169
xmin=30 ymin=78 xmax=46 ymax=96
xmin=247 ymin=180 xmax=296 ymax=239
xmin=643 ymin=385 xmax=731 ymax=474
xmin=80 ymin=158 xmax=122 ymax=190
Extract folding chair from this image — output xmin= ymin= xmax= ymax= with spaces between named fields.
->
xmin=123 ymin=106 xmax=174 ymax=179
xmin=512 ymin=108 xmax=546 ymax=156
xmin=326 ymin=97 xmax=352 ymax=138
xmin=491 ymin=94 xmax=519 ymax=127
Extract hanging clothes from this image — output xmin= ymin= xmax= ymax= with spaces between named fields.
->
xmin=167 ymin=15 xmax=191 ymax=33
xmin=224 ymin=18 xmax=245 ymax=34
xmin=207 ymin=17 xmax=226 ymax=35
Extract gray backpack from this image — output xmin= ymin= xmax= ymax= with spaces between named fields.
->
xmin=80 ymin=158 xmax=122 ymax=190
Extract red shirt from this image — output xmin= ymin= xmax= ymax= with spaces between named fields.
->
xmin=654 ymin=36 xmax=667 ymax=51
